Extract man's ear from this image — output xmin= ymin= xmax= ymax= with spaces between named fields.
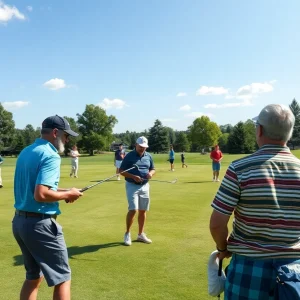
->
xmin=258 ymin=125 xmax=263 ymax=137
xmin=53 ymin=128 xmax=59 ymax=138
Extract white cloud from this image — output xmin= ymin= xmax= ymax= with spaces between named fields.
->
xmin=204 ymin=99 xmax=254 ymax=109
xmin=27 ymin=6 xmax=33 ymax=12
xmin=179 ymin=105 xmax=191 ymax=111
xmin=97 ymin=98 xmax=127 ymax=110
xmin=0 ymin=1 xmax=26 ymax=22
xmin=161 ymin=118 xmax=178 ymax=122
xmin=176 ymin=92 xmax=187 ymax=97
xmin=43 ymin=78 xmax=67 ymax=90
xmin=2 ymin=101 xmax=29 ymax=109
xmin=185 ymin=112 xmax=215 ymax=119
xmin=236 ymin=82 xmax=274 ymax=99
xmin=196 ymin=86 xmax=229 ymax=96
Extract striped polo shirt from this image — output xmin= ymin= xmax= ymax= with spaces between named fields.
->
xmin=212 ymin=144 xmax=300 ymax=259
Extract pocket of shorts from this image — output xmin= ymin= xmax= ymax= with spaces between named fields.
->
xmin=51 ymin=219 xmax=63 ymax=237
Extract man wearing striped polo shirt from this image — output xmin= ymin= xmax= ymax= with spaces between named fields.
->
xmin=210 ymin=104 xmax=300 ymax=299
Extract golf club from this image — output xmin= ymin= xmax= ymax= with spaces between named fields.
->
xmin=150 ymin=178 xmax=177 ymax=184
xmin=80 ymin=164 xmax=138 ymax=192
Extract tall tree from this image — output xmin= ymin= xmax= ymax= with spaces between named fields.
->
xmin=77 ymin=104 xmax=117 ymax=155
xmin=148 ymin=119 xmax=169 ymax=153
xmin=0 ymin=103 xmax=15 ymax=150
xmin=188 ymin=116 xmax=221 ymax=151
xmin=243 ymin=120 xmax=257 ymax=153
xmin=174 ymin=132 xmax=190 ymax=152
xmin=165 ymin=127 xmax=176 ymax=145
xmin=22 ymin=124 xmax=39 ymax=147
xmin=218 ymin=133 xmax=229 ymax=153
xmin=289 ymin=98 xmax=300 ymax=149
xmin=227 ymin=122 xmax=246 ymax=154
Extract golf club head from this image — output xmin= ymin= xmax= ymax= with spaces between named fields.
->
xmin=171 ymin=178 xmax=178 ymax=184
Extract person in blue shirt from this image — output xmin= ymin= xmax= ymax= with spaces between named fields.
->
xmin=12 ymin=115 xmax=83 ymax=300
xmin=120 ymin=136 xmax=156 ymax=246
xmin=114 ymin=143 xmax=125 ymax=180
xmin=169 ymin=145 xmax=175 ymax=171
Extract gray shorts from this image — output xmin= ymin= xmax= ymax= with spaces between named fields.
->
xmin=126 ymin=181 xmax=150 ymax=211
xmin=12 ymin=214 xmax=71 ymax=287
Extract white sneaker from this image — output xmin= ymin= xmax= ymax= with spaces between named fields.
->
xmin=213 ymin=178 xmax=215 ymax=182
xmin=137 ymin=233 xmax=152 ymax=244
xmin=172 ymin=169 xmax=175 ymax=172
xmin=117 ymin=176 xmax=120 ymax=181
xmin=216 ymin=179 xmax=220 ymax=182
xmin=124 ymin=232 xmax=132 ymax=246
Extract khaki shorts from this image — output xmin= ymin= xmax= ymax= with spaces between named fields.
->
xmin=125 ymin=181 xmax=150 ymax=211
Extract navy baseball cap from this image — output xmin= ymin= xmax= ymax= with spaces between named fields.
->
xmin=42 ymin=115 xmax=79 ymax=137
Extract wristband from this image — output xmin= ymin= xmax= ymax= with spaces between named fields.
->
xmin=217 ymin=247 xmax=227 ymax=252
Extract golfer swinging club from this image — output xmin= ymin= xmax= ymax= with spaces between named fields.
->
xmin=120 ymin=136 xmax=156 ymax=246
xmin=12 ymin=115 xmax=83 ymax=300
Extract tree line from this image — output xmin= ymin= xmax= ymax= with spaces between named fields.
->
xmin=0 ymin=99 xmax=299 ymax=155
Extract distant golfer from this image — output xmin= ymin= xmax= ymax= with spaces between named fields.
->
xmin=169 ymin=145 xmax=175 ymax=171
xmin=120 ymin=136 xmax=155 ymax=246
xmin=12 ymin=115 xmax=83 ymax=299
xmin=0 ymin=154 xmax=3 ymax=188
xmin=181 ymin=151 xmax=188 ymax=168
xmin=114 ymin=143 xmax=125 ymax=180
xmin=69 ymin=145 xmax=80 ymax=178
xmin=210 ymin=145 xmax=223 ymax=182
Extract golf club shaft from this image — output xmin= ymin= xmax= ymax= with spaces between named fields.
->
xmin=80 ymin=165 xmax=137 ymax=192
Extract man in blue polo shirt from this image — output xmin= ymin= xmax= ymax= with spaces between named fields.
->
xmin=120 ymin=136 xmax=156 ymax=246
xmin=12 ymin=115 xmax=83 ymax=300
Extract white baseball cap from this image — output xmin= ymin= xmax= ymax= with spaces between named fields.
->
xmin=136 ymin=136 xmax=149 ymax=148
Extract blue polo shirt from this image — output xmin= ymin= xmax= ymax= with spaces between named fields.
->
xmin=115 ymin=149 xmax=124 ymax=161
xmin=169 ymin=149 xmax=175 ymax=159
xmin=14 ymin=138 xmax=61 ymax=215
xmin=120 ymin=149 xmax=155 ymax=184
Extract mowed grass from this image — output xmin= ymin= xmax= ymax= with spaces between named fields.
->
xmin=1 ymin=150 xmax=300 ymax=300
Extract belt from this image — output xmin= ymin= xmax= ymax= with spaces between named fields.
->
xmin=15 ymin=210 xmax=57 ymax=220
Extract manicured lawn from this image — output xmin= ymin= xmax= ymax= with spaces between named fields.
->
xmin=1 ymin=150 xmax=299 ymax=299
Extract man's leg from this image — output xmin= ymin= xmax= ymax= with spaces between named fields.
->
xmin=216 ymin=171 xmax=220 ymax=181
xmin=138 ymin=210 xmax=146 ymax=235
xmin=126 ymin=210 xmax=136 ymax=233
xmin=53 ymin=280 xmax=71 ymax=300
xmin=20 ymin=277 xmax=43 ymax=300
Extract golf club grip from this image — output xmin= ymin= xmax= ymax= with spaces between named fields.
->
xmin=218 ymin=259 xmax=223 ymax=276
xmin=80 ymin=187 xmax=89 ymax=192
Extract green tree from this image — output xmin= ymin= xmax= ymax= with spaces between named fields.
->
xmin=243 ymin=119 xmax=257 ymax=153
xmin=0 ymin=103 xmax=15 ymax=150
xmin=289 ymin=98 xmax=300 ymax=149
xmin=174 ymin=132 xmax=190 ymax=152
xmin=188 ymin=116 xmax=221 ymax=151
xmin=227 ymin=122 xmax=246 ymax=154
xmin=148 ymin=119 xmax=169 ymax=153
xmin=22 ymin=124 xmax=39 ymax=147
xmin=220 ymin=124 xmax=233 ymax=134
xmin=77 ymin=105 xmax=117 ymax=155
xmin=218 ymin=133 xmax=229 ymax=153
xmin=165 ymin=127 xmax=176 ymax=145
xmin=13 ymin=129 xmax=25 ymax=154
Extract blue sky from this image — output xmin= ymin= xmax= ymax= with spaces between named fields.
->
xmin=1 ymin=0 xmax=300 ymax=133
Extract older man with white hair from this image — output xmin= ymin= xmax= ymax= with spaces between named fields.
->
xmin=210 ymin=104 xmax=300 ymax=299
xmin=120 ymin=136 xmax=156 ymax=246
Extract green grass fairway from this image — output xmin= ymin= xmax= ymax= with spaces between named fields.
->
xmin=1 ymin=151 xmax=299 ymax=299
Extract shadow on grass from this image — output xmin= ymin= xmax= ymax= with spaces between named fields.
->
xmin=13 ymin=242 xmax=123 ymax=266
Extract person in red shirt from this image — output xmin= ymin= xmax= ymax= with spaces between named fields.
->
xmin=210 ymin=145 xmax=223 ymax=182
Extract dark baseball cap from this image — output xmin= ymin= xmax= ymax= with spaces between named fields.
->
xmin=42 ymin=115 xmax=79 ymax=137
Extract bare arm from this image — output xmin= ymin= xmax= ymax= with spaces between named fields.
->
xmin=34 ymin=185 xmax=82 ymax=203
xmin=210 ymin=210 xmax=231 ymax=258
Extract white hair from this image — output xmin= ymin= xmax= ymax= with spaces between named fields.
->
xmin=258 ymin=104 xmax=295 ymax=142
